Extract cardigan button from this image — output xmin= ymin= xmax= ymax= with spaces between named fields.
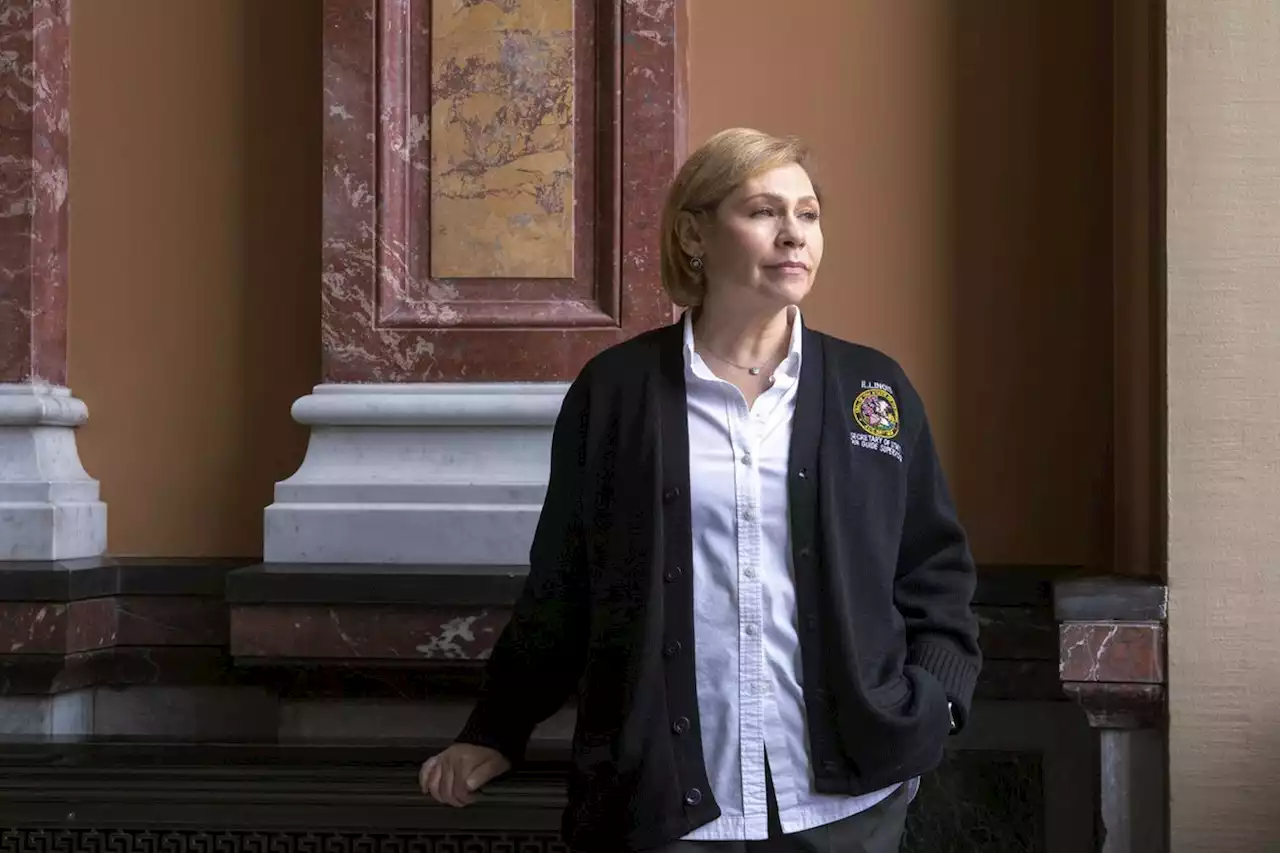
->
xmin=672 ymin=716 xmax=690 ymax=735
xmin=683 ymin=788 xmax=703 ymax=807
xmin=663 ymin=640 xmax=682 ymax=658
xmin=821 ymin=760 xmax=842 ymax=774
xmin=799 ymin=546 xmax=812 ymax=559
xmin=664 ymin=566 xmax=684 ymax=583
xmin=663 ymin=487 xmax=681 ymax=503
xmin=798 ymin=468 xmax=808 ymax=479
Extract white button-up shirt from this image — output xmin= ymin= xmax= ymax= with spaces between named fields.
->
xmin=681 ymin=308 xmax=902 ymax=841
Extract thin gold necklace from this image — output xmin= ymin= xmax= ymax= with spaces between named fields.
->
xmin=696 ymin=341 xmax=778 ymax=376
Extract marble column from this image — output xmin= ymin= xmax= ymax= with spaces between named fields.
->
xmin=0 ymin=0 xmax=106 ymax=560
xmin=265 ymin=0 xmax=684 ymax=563
xmin=1056 ymin=577 xmax=1168 ymax=853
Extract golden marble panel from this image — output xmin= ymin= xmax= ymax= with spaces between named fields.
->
xmin=430 ymin=0 xmax=575 ymax=280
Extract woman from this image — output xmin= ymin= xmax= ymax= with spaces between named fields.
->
xmin=421 ymin=128 xmax=981 ymax=853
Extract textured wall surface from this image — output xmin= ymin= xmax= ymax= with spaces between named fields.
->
xmin=1167 ymin=1 xmax=1280 ymax=848
xmin=430 ymin=0 xmax=576 ymax=279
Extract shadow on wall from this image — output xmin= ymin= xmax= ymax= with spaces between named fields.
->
xmin=946 ymin=0 xmax=1113 ymax=570
xmin=240 ymin=0 xmax=323 ymax=548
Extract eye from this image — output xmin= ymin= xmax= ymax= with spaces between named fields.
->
xmin=751 ymin=207 xmax=775 ymax=218
xmin=799 ymin=209 xmax=821 ymax=221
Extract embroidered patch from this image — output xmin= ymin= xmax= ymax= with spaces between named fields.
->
xmin=853 ymin=387 xmax=900 ymax=439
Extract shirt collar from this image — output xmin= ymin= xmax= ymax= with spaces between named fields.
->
xmin=682 ymin=306 xmax=804 ymax=377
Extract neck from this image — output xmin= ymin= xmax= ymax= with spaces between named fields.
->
xmin=692 ymin=296 xmax=794 ymax=367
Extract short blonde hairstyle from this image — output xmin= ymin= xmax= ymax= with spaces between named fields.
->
xmin=659 ymin=127 xmax=816 ymax=307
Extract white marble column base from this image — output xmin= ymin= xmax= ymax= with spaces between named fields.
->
xmin=0 ymin=384 xmax=107 ymax=560
xmin=264 ymin=382 xmax=568 ymax=564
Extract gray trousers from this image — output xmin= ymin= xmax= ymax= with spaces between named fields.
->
xmin=654 ymin=763 xmax=909 ymax=853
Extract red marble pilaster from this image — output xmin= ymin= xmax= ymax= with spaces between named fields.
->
xmin=320 ymin=0 xmax=684 ymax=383
xmin=0 ymin=0 xmax=70 ymax=386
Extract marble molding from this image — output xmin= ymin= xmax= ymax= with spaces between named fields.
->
xmin=0 ymin=3 xmax=105 ymax=561
xmin=0 ymin=558 xmax=243 ymax=701
xmin=231 ymin=604 xmax=510 ymax=660
xmin=320 ymin=0 xmax=684 ymax=383
xmin=0 ymin=386 xmax=106 ymax=560
xmin=1059 ymin=622 xmax=1164 ymax=683
xmin=263 ymin=383 xmax=567 ymax=564
xmin=0 ymin=596 xmax=227 ymax=655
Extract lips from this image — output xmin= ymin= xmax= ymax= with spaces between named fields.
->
xmin=768 ymin=261 xmax=809 ymax=271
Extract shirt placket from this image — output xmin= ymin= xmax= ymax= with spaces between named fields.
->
xmin=730 ymin=391 xmax=768 ymax=831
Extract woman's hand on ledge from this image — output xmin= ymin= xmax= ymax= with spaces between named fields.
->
xmin=419 ymin=743 xmax=512 ymax=808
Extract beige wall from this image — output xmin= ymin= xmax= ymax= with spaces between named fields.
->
xmin=69 ymin=1 xmax=319 ymax=556
xmin=687 ymin=0 xmax=1115 ymax=567
xmin=1167 ymin=1 xmax=1280 ymax=848
xmin=70 ymin=0 xmax=1115 ymax=566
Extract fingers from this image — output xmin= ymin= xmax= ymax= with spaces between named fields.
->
xmin=443 ymin=756 xmax=475 ymax=807
xmin=465 ymin=754 xmax=506 ymax=793
xmin=421 ymin=755 xmax=443 ymax=803
xmin=425 ymin=753 xmax=472 ymax=808
xmin=422 ymin=747 xmax=508 ymax=808
xmin=418 ymin=755 xmax=437 ymax=795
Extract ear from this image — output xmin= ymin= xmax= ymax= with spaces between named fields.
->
xmin=674 ymin=210 xmax=706 ymax=259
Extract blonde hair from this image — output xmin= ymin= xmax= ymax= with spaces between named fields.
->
xmin=659 ymin=127 xmax=816 ymax=307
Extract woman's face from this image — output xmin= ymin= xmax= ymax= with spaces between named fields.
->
xmin=682 ymin=162 xmax=824 ymax=312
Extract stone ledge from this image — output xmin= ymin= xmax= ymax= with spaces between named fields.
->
xmin=0 ymin=559 xmax=1076 ymax=706
xmin=0 ymin=741 xmax=569 ymax=831
xmin=1054 ymin=576 xmax=1168 ymax=622
xmin=1053 ymin=575 xmax=1167 ymax=731
xmin=0 ymin=648 xmax=234 ymax=695
xmin=226 ymin=562 xmax=526 ymax=605
xmin=0 ymin=559 xmax=243 ymax=697
xmin=230 ymin=603 xmax=510 ymax=661
xmin=0 ymin=557 xmax=244 ymax=602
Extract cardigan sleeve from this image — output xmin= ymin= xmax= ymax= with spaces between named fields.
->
xmin=455 ymin=376 xmax=592 ymax=763
xmin=893 ymin=401 xmax=982 ymax=731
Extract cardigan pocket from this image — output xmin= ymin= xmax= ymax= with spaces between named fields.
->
xmin=865 ymin=675 xmax=913 ymax=711
xmin=835 ymin=664 xmax=950 ymax=779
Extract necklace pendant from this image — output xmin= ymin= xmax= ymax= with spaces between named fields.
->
xmin=748 ymin=367 xmax=761 ymax=376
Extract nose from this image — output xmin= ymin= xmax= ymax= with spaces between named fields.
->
xmin=773 ymin=220 xmax=803 ymax=247
xmin=778 ymin=214 xmax=806 ymax=248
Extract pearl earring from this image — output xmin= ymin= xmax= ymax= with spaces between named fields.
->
xmin=689 ymin=256 xmax=704 ymax=272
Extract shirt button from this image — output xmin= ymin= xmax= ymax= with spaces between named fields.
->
xmin=672 ymin=716 xmax=691 ymax=735
xmin=663 ymin=640 xmax=682 ymax=658
xmin=741 ymin=452 xmax=753 ymax=466
xmin=743 ymin=566 xmax=756 ymax=579
xmin=743 ymin=508 xmax=755 ymax=522
xmin=745 ymin=624 xmax=758 ymax=636
xmin=684 ymin=788 xmax=703 ymax=807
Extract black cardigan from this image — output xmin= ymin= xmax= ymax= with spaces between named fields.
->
xmin=457 ymin=319 xmax=981 ymax=852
